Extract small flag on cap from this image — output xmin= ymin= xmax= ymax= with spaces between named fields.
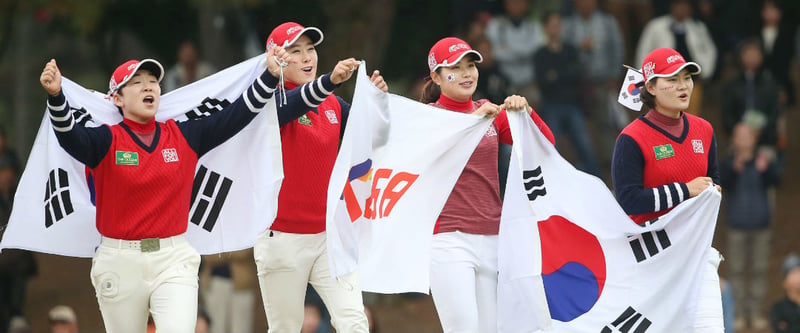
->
xmin=618 ymin=66 xmax=644 ymax=111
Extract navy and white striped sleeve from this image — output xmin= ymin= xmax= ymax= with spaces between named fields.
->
xmin=277 ymin=73 xmax=339 ymax=126
xmin=611 ymin=134 xmax=690 ymax=215
xmin=242 ymin=71 xmax=278 ymax=113
xmin=179 ymin=70 xmax=278 ymax=157
xmin=47 ymin=92 xmax=112 ymax=168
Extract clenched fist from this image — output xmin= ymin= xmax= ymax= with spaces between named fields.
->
xmin=40 ymin=59 xmax=62 ymax=96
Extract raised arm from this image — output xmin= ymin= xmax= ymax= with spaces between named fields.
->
xmin=177 ymin=65 xmax=280 ymax=157
xmin=40 ymin=59 xmax=112 ymax=168
xmin=277 ymin=59 xmax=388 ymax=126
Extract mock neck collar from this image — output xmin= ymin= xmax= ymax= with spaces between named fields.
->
xmin=646 ymin=109 xmax=683 ymax=126
xmin=284 ymin=80 xmax=299 ymax=90
xmin=123 ymin=117 xmax=156 ymax=132
xmin=436 ymin=94 xmax=474 ymax=112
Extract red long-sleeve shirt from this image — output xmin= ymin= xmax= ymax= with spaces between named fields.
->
xmin=432 ymin=94 xmax=554 ymax=235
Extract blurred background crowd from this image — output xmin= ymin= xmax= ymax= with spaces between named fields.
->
xmin=0 ymin=0 xmax=798 ymax=332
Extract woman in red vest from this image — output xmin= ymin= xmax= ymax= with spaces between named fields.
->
xmin=39 ymin=47 xmax=287 ymax=333
xmin=611 ymin=47 xmax=723 ymax=332
xmin=253 ymin=22 xmax=388 ymax=333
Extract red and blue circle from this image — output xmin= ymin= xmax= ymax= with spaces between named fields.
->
xmin=627 ymin=83 xmax=640 ymax=96
xmin=540 ymin=215 xmax=606 ymax=321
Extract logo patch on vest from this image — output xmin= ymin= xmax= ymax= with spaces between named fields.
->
xmin=486 ymin=125 xmax=497 ymax=137
xmin=298 ymin=114 xmax=312 ymax=126
xmin=691 ymin=139 xmax=704 ymax=154
xmin=324 ymin=109 xmax=338 ymax=124
xmin=115 ymin=151 xmax=139 ymax=165
xmin=162 ymin=148 xmax=179 ymax=163
xmin=653 ymin=144 xmax=675 ymax=160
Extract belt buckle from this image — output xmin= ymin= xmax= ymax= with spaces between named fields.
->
xmin=140 ymin=238 xmax=160 ymax=252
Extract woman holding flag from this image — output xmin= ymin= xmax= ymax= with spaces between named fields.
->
xmin=38 ymin=46 xmax=289 ymax=333
xmin=611 ymin=47 xmax=723 ymax=331
xmin=253 ymin=21 xmax=388 ymax=333
xmin=420 ymin=36 xmax=554 ymax=333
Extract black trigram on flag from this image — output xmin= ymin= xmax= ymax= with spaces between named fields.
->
xmin=628 ymin=226 xmax=672 ymax=263
xmin=70 ymin=106 xmax=93 ymax=126
xmin=44 ymin=168 xmax=74 ymax=228
xmin=184 ymin=97 xmax=232 ymax=120
xmin=190 ymin=165 xmax=233 ymax=232
xmin=523 ymin=166 xmax=546 ymax=201
xmin=600 ymin=306 xmax=652 ymax=333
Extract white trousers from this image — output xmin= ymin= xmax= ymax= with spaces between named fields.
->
xmin=254 ymin=231 xmax=368 ymax=333
xmin=204 ymin=277 xmax=254 ymax=333
xmin=693 ymin=247 xmax=724 ymax=332
xmin=430 ymin=231 xmax=498 ymax=333
xmin=91 ymin=235 xmax=200 ymax=333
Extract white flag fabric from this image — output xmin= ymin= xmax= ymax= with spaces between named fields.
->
xmin=498 ymin=110 xmax=720 ymax=332
xmin=1 ymin=55 xmax=282 ymax=257
xmin=618 ymin=68 xmax=645 ymax=111
xmin=326 ymin=63 xmax=494 ymax=294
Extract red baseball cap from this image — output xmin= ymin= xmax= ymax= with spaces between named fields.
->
xmin=641 ymin=47 xmax=701 ymax=83
xmin=427 ymin=37 xmax=483 ymax=72
xmin=266 ymin=22 xmax=324 ymax=52
xmin=108 ymin=59 xmax=164 ymax=95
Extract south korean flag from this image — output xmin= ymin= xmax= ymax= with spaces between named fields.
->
xmin=618 ymin=66 xmax=644 ymax=111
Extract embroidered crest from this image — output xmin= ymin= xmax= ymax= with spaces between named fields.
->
xmin=428 ymin=52 xmax=438 ymax=71
xmin=108 ymin=77 xmax=118 ymax=94
xmin=486 ymin=125 xmax=497 ymax=137
xmin=324 ymin=109 xmax=338 ymax=124
xmin=692 ymin=139 xmax=704 ymax=154
xmin=298 ymin=114 xmax=312 ymax=126
xmin=643 ymin=62 xmax=656 ymax=80
xmin=162 ymin=148 xmax=179 ymax=163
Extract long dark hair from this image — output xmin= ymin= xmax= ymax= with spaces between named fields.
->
xmin=420 ymin=68 xmax=443 ymax=104
xmin=639 ymin=79 xmax=656 ymax=112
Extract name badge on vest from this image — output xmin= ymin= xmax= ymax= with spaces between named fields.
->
xmin=115 ymin=151 xmax=139 ymax=166
xmin=653 ymin=144 xmax=675 ymax=160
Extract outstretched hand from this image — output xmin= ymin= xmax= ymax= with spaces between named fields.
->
xmin=40 ymin=59 xmax=62 ymax=96
xmin=330 ymin=58 xmax=360 ymax=85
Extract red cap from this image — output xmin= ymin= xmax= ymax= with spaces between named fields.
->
xmin=108 ymin=59 xmax=164 ymax=95
xmin=266 ymin=22 xmax=324 ymax=52
xmin=641 ymin=48 xmax=701 ymax=83
xmin=427 ymin=37 xmax=483 ymax=72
